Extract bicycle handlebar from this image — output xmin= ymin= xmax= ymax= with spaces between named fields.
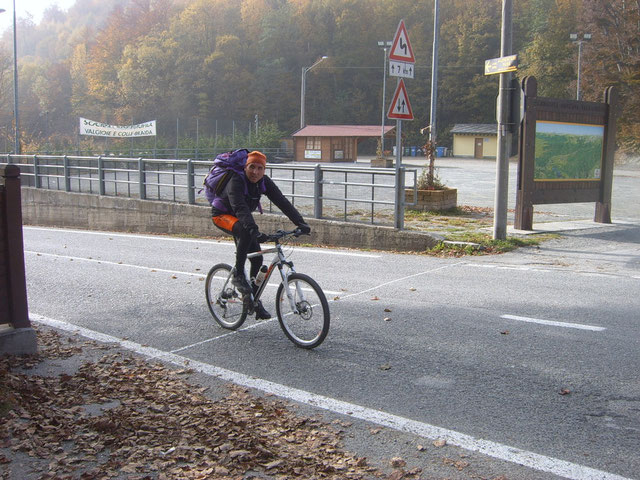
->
xmin=266 ymin=228 xmax=309 ymax=242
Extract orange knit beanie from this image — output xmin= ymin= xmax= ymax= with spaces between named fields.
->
xmin=246 ymin=151 xmax=267 ymax=167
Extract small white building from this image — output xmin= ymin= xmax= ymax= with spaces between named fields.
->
xmin=451 ymin=124 xmax=498 ymax=159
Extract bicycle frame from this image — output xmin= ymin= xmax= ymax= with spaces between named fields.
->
xmin=246 ymin=241 xmax=302 ymax=314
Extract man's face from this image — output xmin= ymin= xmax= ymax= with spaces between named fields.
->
xmin=244 ymin=162 xmax=265 ymax=183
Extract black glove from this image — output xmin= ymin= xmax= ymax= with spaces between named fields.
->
xmin=256 ymin=232 xmax=269 ymax=243
xmin=297 ymin=222 xmax=311 ymax=235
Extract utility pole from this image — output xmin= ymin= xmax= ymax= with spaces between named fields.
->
xmin=493 ymin=0 xmax=513 ymax=240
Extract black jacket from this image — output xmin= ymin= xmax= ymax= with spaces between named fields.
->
xmin=211 ymin=173 xmax=305 ymax=233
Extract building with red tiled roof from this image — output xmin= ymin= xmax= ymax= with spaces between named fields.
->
xmin=291 ymin=125 xmax=395 ymax=162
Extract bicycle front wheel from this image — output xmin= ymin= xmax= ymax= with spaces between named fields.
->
xmin=276 ymin=273 xmax=330 ymax=349
xmin=205 ymin=263 xmax=248 ymax=330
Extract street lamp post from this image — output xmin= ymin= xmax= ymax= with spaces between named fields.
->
xmin=10 ymin=0 xmax=19 ymax=153
xmin=377 ymin=41 xmax=391 ymax=152
xmin=300 ymin=56 xmax=328 ymax=129
xmin=570 ymin=33 xmax=591 ymax=101
xmin=0 ymin=3 xmax=19 ymax=154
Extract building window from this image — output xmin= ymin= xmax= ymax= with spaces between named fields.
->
xmin=306 ymin=137 xmax=321 ymax=149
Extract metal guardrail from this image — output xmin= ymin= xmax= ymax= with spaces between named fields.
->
xmin=17 ymin=147 xmax=294 ymax=162
xmin=1 ymin=154 xmax=417 ymax=226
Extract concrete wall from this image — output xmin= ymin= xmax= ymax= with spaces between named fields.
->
xmin=21 ymin=188 xmax=442 ymax=252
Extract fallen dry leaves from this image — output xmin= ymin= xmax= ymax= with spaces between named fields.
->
xmin=0 ymin=328 xmax=421 ymax=479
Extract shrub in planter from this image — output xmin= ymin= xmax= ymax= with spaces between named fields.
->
xmin=405 ymin=167 xmax=457 ymax=211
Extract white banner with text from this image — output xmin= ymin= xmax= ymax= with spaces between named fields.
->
xmin=79 ymin=118 xmax=156 ymax=138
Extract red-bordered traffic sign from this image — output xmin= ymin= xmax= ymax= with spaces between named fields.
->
xmin=387 ymin=79 xmax=414 ymax=120
xmin=389 ymin=20 xmax=415 ymax=63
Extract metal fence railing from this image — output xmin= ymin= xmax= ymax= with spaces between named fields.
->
xmin=1 ymin=154 xmax=417 ymax=226
xmin=18 ymin=147 xmax=294 ymax=162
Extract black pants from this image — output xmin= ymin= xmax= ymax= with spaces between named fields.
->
xmin=213 ymin=217 xmax=263 ymax=281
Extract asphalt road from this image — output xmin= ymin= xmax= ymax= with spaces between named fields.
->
xmin=23 ymin=223 xmax=640 ymax=480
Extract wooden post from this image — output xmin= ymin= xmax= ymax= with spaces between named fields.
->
xmin=0 ymin=164 xmax=30 ymax=328
xmin=514 ymin=76 xmax=537 ymax=230
xmin=595 ymin=86 xmax=617 ymax=223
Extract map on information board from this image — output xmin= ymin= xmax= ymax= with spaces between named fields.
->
xmin=534 ymin=121 xmax=604 ymax=180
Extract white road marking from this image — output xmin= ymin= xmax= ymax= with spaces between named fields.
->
xmin=31 ymin=313 xmax=631 ymax=480
xmin=501 ymin=314 xmax=606 ymax=331
xmin=25 ymin=251 xmax=206 ymax=277
xmin=24 ymin=250 xmax=342 ymax=295
xmin=466 ymin=262 xmax=639 ymax=280
xmin=171 ymin=319 xmax=272 ymax=353
xmin=24 ymin=226 xmax=380 ymax=258
xmin=337 ymin=262 xmax=466 ymax=299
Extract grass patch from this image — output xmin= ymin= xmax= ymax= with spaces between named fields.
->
xmin=404 ymin=205 xmax=494 ymax=234
xmin=428 ymin=232 xmax=556 ymax=257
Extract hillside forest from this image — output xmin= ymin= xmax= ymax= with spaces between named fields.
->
xmin=0 ymin=0 xmax=638 ymax=155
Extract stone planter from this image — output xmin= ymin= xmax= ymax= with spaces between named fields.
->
xmin=405 ymin=188 xmax=457 ymax=211
xmin=370 ymin=157 xmax=393 ymax=168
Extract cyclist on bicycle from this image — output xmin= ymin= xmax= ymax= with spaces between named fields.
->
xmin=211 ymin=150 xmax=310 ymax=319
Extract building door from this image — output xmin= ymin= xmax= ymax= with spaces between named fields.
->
xmin=474 ymin=138 xmax=484 ymax=158
xmin=331 ymin=137 xmax=345 ymax=161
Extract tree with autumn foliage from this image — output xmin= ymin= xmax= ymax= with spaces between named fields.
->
xmin=580 ymin=0 xmax=640 ymax=152
xmin=0 ymin=0 xmax=638 ymax=155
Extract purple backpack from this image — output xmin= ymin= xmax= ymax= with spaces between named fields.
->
xmin=202 ymin=149 xmax=265 ymax=213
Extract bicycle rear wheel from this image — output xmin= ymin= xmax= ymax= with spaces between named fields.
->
xmin=205 ymin=263 xmax=248 ymax=330
xmin=276 ymin=273 xmax=330 ymax=349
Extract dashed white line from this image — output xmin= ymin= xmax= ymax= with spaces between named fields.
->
xmin=24 ymin=250 xmax=342 ymax=295
xmin=25 ymin=250 xmax=206 ymax=278
xmin=501 ymin=314 xmax=606 ymax=331
xmin=337 ymin=262 xmax=466 ymax=300
xmin=466 ymin=262 xmax=639 ymax=280
xmin=31 ymin=313 xmax=631 ymax=480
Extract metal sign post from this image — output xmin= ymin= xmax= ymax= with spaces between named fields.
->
xmin=394 ymin=118 xmax=403 ymax=229
xmin=490 ymin=0 xmax=513 ymax=240
xmin=387 ymin=20 xmax=416 ymax=230
xmin=388 ymin=79 xmax=414 ymax=230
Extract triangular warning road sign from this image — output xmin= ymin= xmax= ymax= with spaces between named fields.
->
xmin=389 ymin=20 xmax=415 ymax=63
xmin=387 ymin=79 xmax=414 ymax=120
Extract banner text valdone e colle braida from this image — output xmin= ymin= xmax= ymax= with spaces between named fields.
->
xmin=79 ymin=118 xmax=156 ymax=138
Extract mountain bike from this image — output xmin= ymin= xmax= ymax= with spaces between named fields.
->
xmin=205 ymin=228 xmax=330 ymax=349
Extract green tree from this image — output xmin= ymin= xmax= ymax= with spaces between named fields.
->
xmin=581 ymin=0 xmax=640 ymax=152
xmin=436 ymin=0 xmax=501 ymax=145
xmin=517 ymin=0 xmax=580 ymax=99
